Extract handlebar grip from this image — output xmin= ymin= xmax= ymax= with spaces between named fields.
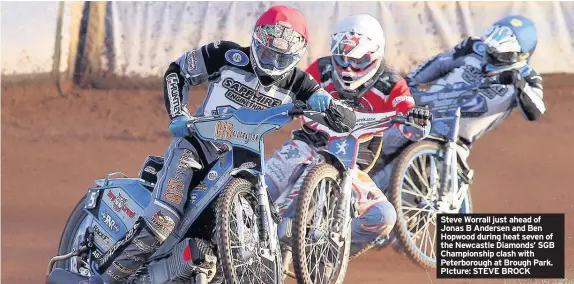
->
xmin=288 ymin=109 xmax=305 ymax=116
xmin=289 ymin=100 xmax=311 ymax=116
xmin=390 ymin=117 xmax=422 ymax=129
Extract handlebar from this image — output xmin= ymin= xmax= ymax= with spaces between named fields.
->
xmin=287 ymin=100 xmax=320 ymax=116
xmin=346 ymin=113 xmax=428 ymax=136
xmin=390 ymin=116 xmax=424 ymax=129
xmin=410 ymin=79 xmax=498 ymax=94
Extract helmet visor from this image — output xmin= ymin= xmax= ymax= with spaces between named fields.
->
xmin=483 ymin=25 xmax=521 ymax=66
xmin=333 ymin=53 xmax=373 ymax=71
xmin=253 ymin=39 xmax=301 ymax=71
xmin=486 ymin=50 xmax=519 ymax=66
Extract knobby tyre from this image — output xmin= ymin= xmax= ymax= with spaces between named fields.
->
xmin=216 ymin=178 xmax=282 ymax=284
xmin=389 ymin=140 xmax=473 ymax=269
xmin=292 ymin=163 xmax=350 ymax=284
xmin=55 ymin=194 xmax=93 ymax=276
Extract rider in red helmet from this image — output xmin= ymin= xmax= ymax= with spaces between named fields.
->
xmin=83 ymin=6 xmax=355 ymax=284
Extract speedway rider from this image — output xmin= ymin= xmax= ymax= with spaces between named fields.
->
xmin=87 ymin=6 xmax=357 ymax=284
xmin=266 ymin=14 xmax=432 ymax=258
xmin=372 ymin=15 xmax=546 ymax=213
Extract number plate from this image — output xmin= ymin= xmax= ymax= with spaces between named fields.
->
xmin=85 ymin=188 xmax=101 ymax=209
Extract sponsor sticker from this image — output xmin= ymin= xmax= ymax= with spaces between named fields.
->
xmin=214 ymin=120 xmax=261 ymax=144
xmin=107 ymin=190 xmax=136 ymax=219
xmin=392 ymin=96 xmax=415 ymax=107
xmin=151 ymin=211 xmax=175 ymax=236
xmin=222 ymin=77 xmax=282 ymax=110
xmin=239 ymin=162 xmax=256 ymax=169
xmin=186 ymin=51 xmax=198 ymax=72
xmin=207 ymin=171 xmax=218 ymax=180
xmin=101 ymin=211 xmax=120 ymax=232
xmin=166 ymin=73 xmax=181 ymax=116
xmin=224 ymin=49 xmax=249 ymax=67
xmin=165 ymin=179 xmax=184 ymax=205
xmin=195 ymin=182 xmax=208 ymax=191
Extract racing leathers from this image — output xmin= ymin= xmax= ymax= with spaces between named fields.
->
xmin=93 ymin=41 xmax=356 ymax=284
xmin=266 ymin=56 xmax=428 ymax=256
xmin=372 ymin=36 xmax=546 ymax=191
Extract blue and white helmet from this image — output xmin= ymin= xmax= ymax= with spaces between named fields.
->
xmin=482 ymin=15 xmax=537 ymax=75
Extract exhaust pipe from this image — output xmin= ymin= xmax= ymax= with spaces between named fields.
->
xmin=46 ymin=268 xmax=89 ymax=284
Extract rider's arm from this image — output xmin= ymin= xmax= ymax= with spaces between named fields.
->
xmin=386 ymin=77 xmax=428 ymax=142
xmin=406 ymin=37 xmax=484 ymax=85
xmin=516 ymin=67 xmax=546 ymax=121
xmin=163 ymin=41 xmax=238 ymax=119
xmin=294 ymin=69 xmax=357 ymax=132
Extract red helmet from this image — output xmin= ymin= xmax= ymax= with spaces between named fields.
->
xmin=251 ymin=5 xmax=309 ymax=84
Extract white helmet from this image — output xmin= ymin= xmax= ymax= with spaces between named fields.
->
xmin=330 ymin=14 xmax=385 ymax=98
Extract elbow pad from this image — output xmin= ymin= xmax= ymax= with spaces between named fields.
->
xmin=516 ymin=83 xmax=545 ymax=121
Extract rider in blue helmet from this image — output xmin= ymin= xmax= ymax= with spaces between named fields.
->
xmin=378 ymin=14 xmax=546 ymax=186
xmin=400 ymin=13 xmax=545 ymax=155
xmin=482 ymin=15 xmax=538 ymax=75
xmin=375 ymin=14 xmax=546 ymax=253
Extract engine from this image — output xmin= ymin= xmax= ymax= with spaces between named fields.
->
xmin=146 ymin=238 xmax=217 ymax=284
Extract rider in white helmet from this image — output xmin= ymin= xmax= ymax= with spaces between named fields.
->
xmin=267 ymin=13 xmax=432 ymax=258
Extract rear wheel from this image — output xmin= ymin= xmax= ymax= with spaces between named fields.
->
xmin=55 ymin=194 xmax=94 ymax=276
xmin=216 ymin=178 xmax=282 ymax=284
xmin=292 ymin=163 xmax=350 ymax=284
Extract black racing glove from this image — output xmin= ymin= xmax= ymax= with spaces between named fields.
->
xmin=324 ymin=100 xmax=357 ymax=133
xmin=496 ymin=70 xmax=527 ymax=90
xmin=407 ymin=106 xmax=432 ymax=127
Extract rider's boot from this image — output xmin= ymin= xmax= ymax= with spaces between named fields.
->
xmin=88 ymin=211 xmax=168 ymax=283
xmin=350 ymin=242 xmax=376 ymax=259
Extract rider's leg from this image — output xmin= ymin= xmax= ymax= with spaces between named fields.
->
xmin=370 ymin=158 xmax=398 ymax=193
xmin=92 ymin=137 xmax=203 ymax=284
xmin=349 ymin=169 xmax=397 ymax=258
xmin=265 ymin=140 xmax=316 ymax=214
xmin=370 ymin=127 xmax=413 ymax=191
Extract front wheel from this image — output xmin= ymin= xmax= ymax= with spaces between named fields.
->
xmin=389 ymin=141 xmax=473 ymax=269
xmin=216 ymin=178 xmax=282 ymax=284
xmin=292 ymin=163 xmax=350 ymax=284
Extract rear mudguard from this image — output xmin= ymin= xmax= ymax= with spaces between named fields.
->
xmin=84 ymin=178 xmax=153 ymax=256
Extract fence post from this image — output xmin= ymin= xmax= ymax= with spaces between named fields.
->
xmin=75 ymin=1 xmax=107 ymax=88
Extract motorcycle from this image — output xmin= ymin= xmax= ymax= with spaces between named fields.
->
xmin=275 ymin=110 xmax=421 ymax=284
xmin=385 ymin=81 xmax=494 ymax=269
xmin=45 ymin=102 xmax=321 ymax=284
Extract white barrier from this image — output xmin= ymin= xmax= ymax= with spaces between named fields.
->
xmin=2 ymin=1 xmax=573 ymax=78
xmin=1 ymin=1 xmax=77 ymax=75
xmin=103 ymin=1 xmax=574 ymax=77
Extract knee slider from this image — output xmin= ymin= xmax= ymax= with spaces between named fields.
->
xmin=361 ymin=201 xmax=397 ymax=236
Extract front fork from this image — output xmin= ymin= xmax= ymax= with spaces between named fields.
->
xmin=438 ymin=107 xmax=465 ymax=211
xmin=256 ymin=174 xmax=279 ymax=260
xmin=330 ymin=170 xmax=354 ymax=247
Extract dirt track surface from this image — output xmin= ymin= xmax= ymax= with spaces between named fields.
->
xmin=2 ymin=75 xmax=574 ymax=283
